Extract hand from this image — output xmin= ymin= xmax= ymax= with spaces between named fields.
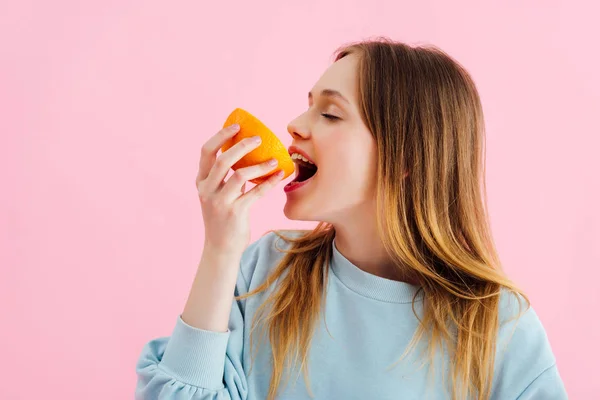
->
xmin=195 ymin=123 xmax=284 ymax=255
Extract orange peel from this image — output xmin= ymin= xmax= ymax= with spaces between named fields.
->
xmin=221 ymin=108 xmax=295 ymax=185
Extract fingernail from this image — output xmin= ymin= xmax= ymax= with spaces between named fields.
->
xmin=267 ymin=158 xmax=278 ymax=166
xmin=230 ymin=124 xmax=240 ymax=131
xmin=252 ymin=136 xmax=262 ymax=144
xmin=276 ymin=170 xmax=284 ymax=177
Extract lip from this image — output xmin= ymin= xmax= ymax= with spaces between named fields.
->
xmin=287 ymin=145 xmax=316 ymax=165
xmin=284 ymin=171 xmax=316 ymax=193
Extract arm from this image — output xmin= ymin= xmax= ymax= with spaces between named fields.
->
xmin=516 ymin=364 xmax=568 ymax=399
xmin=182 ymin=247 xmax=245 ymax=333
xmin=493 ymin=292 xmax=568 ymax=400
xmin=135 ymin=242 xmax=260 ymax=400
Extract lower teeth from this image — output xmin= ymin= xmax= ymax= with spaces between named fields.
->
xmin=289 ymin=178 xmax=309 ymax=186
xmin=287 ymin=172 xmax=316 ymax=187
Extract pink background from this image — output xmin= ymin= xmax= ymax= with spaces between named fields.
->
xmin=2 ymin=1 xmax=598 ymax=398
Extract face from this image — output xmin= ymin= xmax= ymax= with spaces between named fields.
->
xmin=284 ymin=53 xmax=378 ymax=225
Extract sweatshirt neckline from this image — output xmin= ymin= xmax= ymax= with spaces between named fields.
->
xmin=330 ymin=236 xmax=422 ymax=304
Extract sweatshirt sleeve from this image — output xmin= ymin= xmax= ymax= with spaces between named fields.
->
xmin=493 ymin=293 xmax=568 ymax=400
xmin=135 ymin=235 xmax=267 ymax=400
xmin=516 ymin=364 xmax=568 ymax=400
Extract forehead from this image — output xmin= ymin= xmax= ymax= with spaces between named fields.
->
xmin=311 ymin=52 xmax=359 ymax=104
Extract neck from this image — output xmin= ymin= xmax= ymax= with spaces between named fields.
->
xmin=331 ymin=213 xmax=419 ymax=285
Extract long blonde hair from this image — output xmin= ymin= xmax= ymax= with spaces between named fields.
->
xmin=237 ymin=37 xmax=528 ymax=400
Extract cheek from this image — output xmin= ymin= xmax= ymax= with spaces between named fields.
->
xmin=317 ymin=128 xmax=376 ymax=190
xmin=320 ymin=150 xmax=373 ymax=190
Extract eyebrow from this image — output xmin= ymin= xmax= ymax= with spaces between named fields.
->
xmin=308 ymin=89 xmax=350 ymax=105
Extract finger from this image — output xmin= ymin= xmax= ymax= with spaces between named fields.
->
xmin=235 ymin=169 xmax=284 ymax=211
xmin=204 ymin=136 xmax=262 ymax=192
xmin=222 ymin=158 xmax=279 ymax=203
xmin=197 ymin=124 xmax=240 ymax=182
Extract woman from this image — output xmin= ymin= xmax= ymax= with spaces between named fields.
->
xmin=135 ymin=38 xmax=567 ymax=399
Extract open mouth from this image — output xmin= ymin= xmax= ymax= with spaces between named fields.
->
xmin=292 ymin=158 xmax=318 ymax=183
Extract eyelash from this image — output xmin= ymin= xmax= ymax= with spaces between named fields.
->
xmin=321 ymin=113 xmax=339 ymax=121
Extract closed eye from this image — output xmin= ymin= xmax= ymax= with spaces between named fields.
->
xmin=321 ymin=113 xmax=340 ymax=121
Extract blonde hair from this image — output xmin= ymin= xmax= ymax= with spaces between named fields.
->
xmin=237 ymin=37 xmax=528 ymax=400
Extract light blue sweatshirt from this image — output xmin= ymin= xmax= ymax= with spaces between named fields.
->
xmin=135 ymin=230 xmax=567 ymax=399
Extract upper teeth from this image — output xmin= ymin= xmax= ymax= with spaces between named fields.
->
xmin=291 ymin=152 xmax=315 ymax=165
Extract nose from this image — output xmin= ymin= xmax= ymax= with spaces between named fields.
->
xmin=287 ymin=113 xmax=310 ymax=140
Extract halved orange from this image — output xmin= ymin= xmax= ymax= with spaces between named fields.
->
xmin=221 ymin=108 xmax=295 ymax=185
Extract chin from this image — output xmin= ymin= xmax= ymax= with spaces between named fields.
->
xmin=283 ymin=201 xmax=317 ymax=222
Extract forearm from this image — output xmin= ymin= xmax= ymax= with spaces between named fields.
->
xmin=181 ymin=247 xmax=242 ymax=332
